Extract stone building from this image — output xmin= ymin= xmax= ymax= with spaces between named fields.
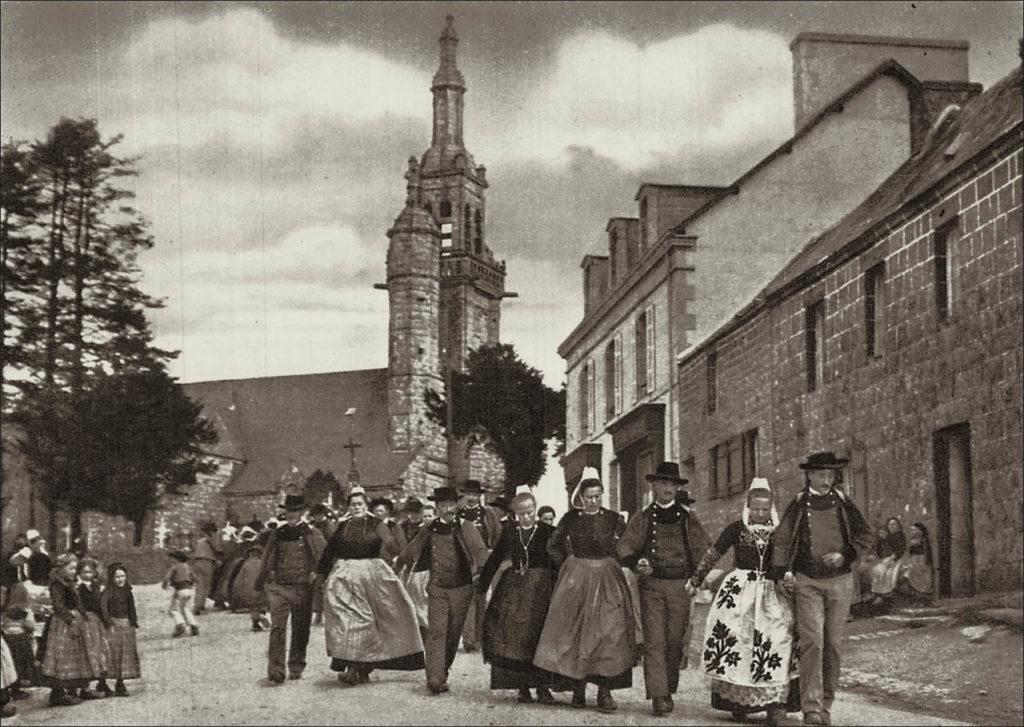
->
xmin=2 ymin=17 xmax=507 ymax=558
xmin=558 ymin=33 xmax=979 ymax=515
xmin=676 ymin=62 xmax=1022 ymax=594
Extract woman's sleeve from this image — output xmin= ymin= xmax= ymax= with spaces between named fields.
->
xmin=129 ymin=591 xmax=140 ymax=628
xmin=99 ymin=588 xmax=111 ymax=626
xmin=476 ymin=528 xmax=511 ymax=593
xmin=316 ymin=530 xmax=340 ymax=576
xmin=546 ymin=512 xmax=571 ymax=567
xmin=689 ymin=522 xmax=738 ymax=587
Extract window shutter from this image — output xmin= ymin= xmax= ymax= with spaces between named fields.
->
xmin=614 ymin=332 xmax=623 ymax=414
xmin=588 ymin=360 xmax=597 ymax=433
xmin=645 ymin=304 xmax=656 ymax=392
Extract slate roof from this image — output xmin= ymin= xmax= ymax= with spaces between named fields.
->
xmin=679 ymin=63 xmax=1023 ymax=364
xmin=182 ymin=369 xmax=414 ymax=496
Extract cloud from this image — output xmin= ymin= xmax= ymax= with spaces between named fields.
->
xmin=480 ymin=23 xmax=792 ymax=170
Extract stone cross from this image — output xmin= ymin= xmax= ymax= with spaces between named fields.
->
xmin=154 ymin=517 xmax=170 ymax=550
xmin=344 ymin=436 xmax=362 ymax=485
xmin=60 ymin=522 xmax=72 ymax=552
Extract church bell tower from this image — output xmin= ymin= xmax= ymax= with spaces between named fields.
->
xmin=418 ymin=15 xmax=506 ymax=373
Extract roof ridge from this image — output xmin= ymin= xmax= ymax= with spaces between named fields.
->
xmin=182 ymin=367 xmax=388 ymax=387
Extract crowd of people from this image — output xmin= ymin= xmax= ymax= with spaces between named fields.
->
xmin=0 ymin=452 xmax=938 ymax=726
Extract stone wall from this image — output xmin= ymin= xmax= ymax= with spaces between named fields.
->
xmin=678 ymin=143 xmax=1023 ymax=591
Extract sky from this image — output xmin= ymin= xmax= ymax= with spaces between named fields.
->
xmin=2 ymin=1 xmax=1021 ymax=389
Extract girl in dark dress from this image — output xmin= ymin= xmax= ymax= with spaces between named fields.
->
xmin=317 ymin=491 xmax=424 ymax=685
xmin=39 ymin=554 xmax=89 ymax=707
xmin=533 ymin=467 xmax=638 ymax=714
xmin=690 ymin=478 xmax=799 ymax=726
xmin=99 ymin=562 xmax=140 ymax=696
xmin=476 ymin=492 xmax=559 ymax=705
xmin=75 ymin=558 xmax=111 ymax=699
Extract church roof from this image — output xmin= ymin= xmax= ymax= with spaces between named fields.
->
xmin=182 ymin=369 xmax=415 ymax=496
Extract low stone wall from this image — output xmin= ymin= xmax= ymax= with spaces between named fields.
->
xmin=88 ymin=548 xmax=177 ymax=586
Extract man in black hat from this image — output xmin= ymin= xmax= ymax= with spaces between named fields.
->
xmin=456 ymin=479 xmax=502 ymax=652
xmin=255 ymin=489 xmax=326 ymax=684
xmin=399 ymin=497 xmax=426 ymax=544
xmin=774 ymin=452 xmax=872 ymax=726
xmin=395 ymin=486 xmax=488 ymax=695
xmin=617 ymin=462 xmax=709 ymax=716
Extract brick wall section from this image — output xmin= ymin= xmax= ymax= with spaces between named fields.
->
xmin=679 ymin=144 xmax=1023 ymax=591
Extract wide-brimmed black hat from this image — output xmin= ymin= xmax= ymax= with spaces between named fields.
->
xmin=429 ymin=486 xmax=461 ymax=503
xmin=491 ymin=495 xmax=510 ymax=512
xmin=279 ymin=493 xmax=307 ymax=511
xmin=460 ymin=479 xmax=485 ymax=495
xmin=645 ymin=462 xmax=689 ymax=485
xmin=799 ymin=451 xmax=849 ymax=470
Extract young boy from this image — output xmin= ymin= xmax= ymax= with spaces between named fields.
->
xmin=161 ymin=551 xmax=199 ymax=637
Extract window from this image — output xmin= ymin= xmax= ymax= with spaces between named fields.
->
xmin=707 ymin=351 xmax=718 ymax=414
xmin=604 ymin=335 xmax=622 ymax=421
xmin=935 ymin=219 xmax=957 ymax=321
xmin=709 ymin=428 xmax=758 ymax=499
xmin=579 ymin=361 xmax=590 ymax=436
xmin=864 ymin=262 xmax=886 ymax=358
xmin=588 ymin=361 xmax=597 ymax=434
xmin=805 ymin=299 xmax=825 ymax=391
xmin=474 ymin=209 xmax=483 ymax=255
xmin=635 ymin=311 xmax=647 ymax=399
xmin=439 ymin=200 xmax=452 ymax=218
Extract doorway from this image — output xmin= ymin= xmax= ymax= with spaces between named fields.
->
xmin=933 ymin=423 xmax=975 ymax=597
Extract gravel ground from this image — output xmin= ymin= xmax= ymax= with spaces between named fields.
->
xmin=3 ymin=584 xmax=980 ymax=726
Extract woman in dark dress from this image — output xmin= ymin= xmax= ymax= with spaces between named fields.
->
xmin=533 ymin=467 xmax=638 ymax=714
xmin=689 ymin=478 xmax=799 ymax=726
xmin=317 ymin=491 xmax=424 ymax=685
xmin=477 ymin=492 xmax=559 ymax=705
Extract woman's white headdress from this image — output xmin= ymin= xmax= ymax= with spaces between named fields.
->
xmin=569 ymin=466 xmax=602 ymax=510
xmin=742 ymin=477 xmax=779 ymax=528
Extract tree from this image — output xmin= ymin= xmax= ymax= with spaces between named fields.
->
xmin=3 ymin=118 xmax=215 ymax=545
xmin=304 ymin=469 xmax=344 ymax=507
xmin=426 ymin=343 xmax=565 ymax=495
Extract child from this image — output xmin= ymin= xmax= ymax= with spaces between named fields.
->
xmin=76 ymin=558 xmax=111 ymax=699
xmin=2 ymin=581 xmax=36 ymax=697
xmin=39 ymin=554 xmax=89 ymax=707
xmin=100 ymin=562 xmax=140 ymax=696
xmin=162 ymin=551 xmax=199 ymax=637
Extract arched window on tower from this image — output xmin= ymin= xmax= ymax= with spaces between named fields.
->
xmin=464 ymin=204 xmax=472 ymax=251
xmin=439 ymin=200 xmax=452 ymax=250
xmin=474 ymin=209 xmax=483 ymax=255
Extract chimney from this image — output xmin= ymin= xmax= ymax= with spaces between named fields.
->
xmin=581 ymin=255 xmax=610 ymax=316
xmin=791 ymin=32 xmax=970 ymax=129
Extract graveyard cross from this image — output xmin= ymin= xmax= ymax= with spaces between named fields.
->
xmin=154 ymin=517 xmax=170 ymax=549
xmin=344 ymin=436 xmax=362 ymax=485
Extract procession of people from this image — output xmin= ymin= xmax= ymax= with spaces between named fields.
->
xmin=1 ymin=450 xmax=915 ymax=726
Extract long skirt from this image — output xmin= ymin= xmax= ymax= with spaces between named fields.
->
xmin=483 ymin=565 xmax=562 ymax=689
xmin=229 ymin=557 xmax=263 ymax=611
xmin=533 ymin=556 xmax=638 ymax=688
xmin=403 ymin=569 xmax=430 ymax=630
xmin=79 ymin=612 xmax=110 ymax=679
xmin=1 ymin=637 xmax=16 ymax=689
xmin=702 ymin=569 xmax=799 ymax=714
xmin=3 ymin=633 xmax=35 ymax=685
xmin=871 ymin=555 xmax=901 ymax=595
xmin=106 ymin=618 xmax=141 ymax=680
xmin=40 ymin=616 xmax=93 ymax=684
xmin=324 ymin=558 xmax=424 ymax=672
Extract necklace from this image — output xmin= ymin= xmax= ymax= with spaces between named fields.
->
xmin=517 ymin=525 xmax=537 ymax=575
xmin=745 ymin=524 xmax=774 ymax=573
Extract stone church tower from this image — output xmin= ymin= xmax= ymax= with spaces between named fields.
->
xmin=386 ymin=16 xmax=507 ymax=494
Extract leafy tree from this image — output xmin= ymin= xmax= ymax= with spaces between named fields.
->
xmin=426 ymin=344 xmax=565 ymax=496
xmin=304 ymin=469 xmax=344 ymax=507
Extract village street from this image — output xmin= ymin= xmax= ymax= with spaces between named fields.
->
xmin=5 ymin=584 xmax=1002 ymax=727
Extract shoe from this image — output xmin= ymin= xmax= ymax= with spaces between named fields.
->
xmin=2 ymin=703 xmax=16 ymax=717
xmin=536 ymin=686 xmax=556 ymax=705
xmin=571 ymin=686 xmax=586 ymax=709
xmin=251 ymin=622 xmax=263 ymax=632
xmin=96 ymin=681 xmax=113 ymax=697
xmin=10 ymin=688 xmax=31 ymax=700
xmin=652 ymin=697 xmax=673 ymax=716
xmin=804 ymin=712 xmax=826 ymax=726
xmin=428 ymin=683 xmax=450 ymax=695
xmin=288 ymin=671 xmax=303 ymax=681
xmin=596 ymin=687 xmax=617 ymax=713
xmin=114 ymin=681 xmax=129 ymax=697
xmin=338 ymin=668 xmax=360 ymax=686
xmin=517 ymin=687 xmax=535 ymax=703
xmin=190 ymin=625 xmax=200 ymax=636
xmin=172 ymin=624 xmax=187 ymax=638
xmin=268 ymin=674 xmax=285 ymax=685
xmin=766 ymin=704 xmax=785 ymax=726
xmin=356 ymin=669 xmax=371 ymax=684
xmin=79 ymin=688 xmax=103 ymax=700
